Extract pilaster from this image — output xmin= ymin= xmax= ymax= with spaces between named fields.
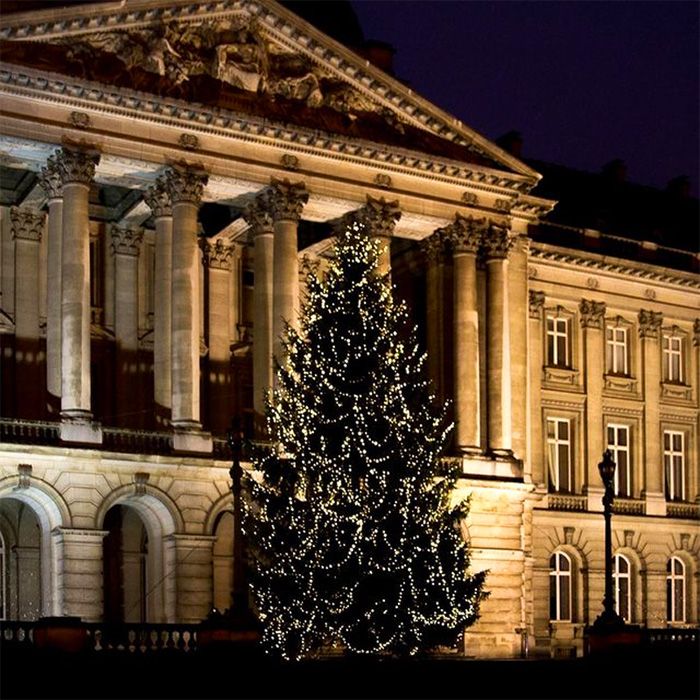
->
xmin=528 ymin=290 xmax=546 ymax=487
xmin=639 ymin=309 xmax=665 ymax=515
xmin=580 ymin=299 xmax=606 ymax=510
xmin=170 ymin=534 xmax=216 ymax=623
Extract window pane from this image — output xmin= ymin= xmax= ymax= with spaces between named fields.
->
xmin=619 ymin=429 xmax=627 ymax=447
xmin=673 ymin=433 xmax=682 ymax=451
xmin=674 ymin=579 xmax=684 ymax=621
xmin=559 ymin=553 xmax=570 ymax=572
xmin=560 ymin=577 xmax=571 ymax=621
xmin=556 ymin=336 xmax=566 ymax=365
xmin=664 ymin=432 xmax=670 ymax=450
xmin=549 ymin=578 xmax=557 ymax=620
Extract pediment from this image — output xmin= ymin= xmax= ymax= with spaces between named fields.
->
xmin=0 ymin=0 xmax=538 ymax=183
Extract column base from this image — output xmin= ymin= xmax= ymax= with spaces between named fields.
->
xmin=59 ymin=414 xmax=102 ymax=445
xmin=172 ymin=423 xmax=213 ymax=454
xmin=460 ymin=452 xmax=523 ymax=479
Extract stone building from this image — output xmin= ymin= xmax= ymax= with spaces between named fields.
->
xmin=0 ymin=0 xmax=697 ymax=658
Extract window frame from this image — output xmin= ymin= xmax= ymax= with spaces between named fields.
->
xmin=605 ymin=324 xmax=629 ymax=375
xmin=606 ymin=423 xmax=632 ymax=497
xmin=662 ymin=331 xmax=685 ymax=384
xmin=549 ymin=551 xmax=573 ymax=622
xmin=666 ymin=556 xmax=686 ymax=623
xmin=663 ymin=430 xmax=686 ymax=502
xmin=613 ymin=553 xmax=632 ymax=622
xmin=546 ymin=313 xmax=571 ymax=368
xmin=546 ymin=417 xmax=573 ymax=493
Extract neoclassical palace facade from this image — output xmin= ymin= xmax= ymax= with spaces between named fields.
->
xmin=0 ymin=0 xmax=697 ymax=658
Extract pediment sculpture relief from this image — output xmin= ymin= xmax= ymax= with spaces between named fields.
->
xmin=58 ymin=19 xmax=383 ymax=119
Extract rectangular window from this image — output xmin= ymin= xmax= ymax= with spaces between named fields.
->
xmin=547 ymin=418 xmax=572 ymax=492
xmin=662 ymin=335 xmax=683 ymax=383
xmin=605 ymin=326 xmax=628 ymax=375
xmin=607 ymin=424 xmax=631 ymax=497
xmin=546 ymin=315 xmax=569 ymax=367
xmin=664 ymin=431 xmax=685 ymax=501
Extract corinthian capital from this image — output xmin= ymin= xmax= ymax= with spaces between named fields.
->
xmin=10 ymin=207 xmax=45 ymax=242
xmin=638 ymin=309 xmax=663 ymax=339
xmin=420 ymin=230 xmax=448 ymax=263
xmin=165 ymin=166 xmax=208 ymax=205
xmin=693 ymin=319 xmax=700 ymax=347
xmin=38 ymin=154 xmax=63 ymax=200
xmin=450 ymin=214 xmax=487 ymax=254
xmin=55 ymin=147 xmax=100 ymax=185
xmin=529 ymin=290 xmax=546 ymax=319
xmin=110 ymin=224 xmax=143 ymax=256
xmin=269 ymin=178 xmax=308 ymax=222
xmin=201 ymin=238 xmax=235 ymax=270
xmin=482 ymin=224 xmax=513 ymax=259
xmin=243 ymin=193 xmax=275 ymax=235
xmin=358 ymin=195 xmax=401 ymax=238
xmin=144 ymin=174 xmax=173 ymax=219
xmin=579 ymin=299 xmax=606 ymax=329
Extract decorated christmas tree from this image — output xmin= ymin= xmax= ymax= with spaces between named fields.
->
xmin=243 ymin=220 xmax=486 ymax=660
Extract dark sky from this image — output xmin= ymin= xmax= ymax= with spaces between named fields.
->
xmin=352 ymin=0 xmax=699 ymax=195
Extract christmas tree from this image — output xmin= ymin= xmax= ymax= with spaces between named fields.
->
xmin=243 ymin=220 xmax=486 ymax=660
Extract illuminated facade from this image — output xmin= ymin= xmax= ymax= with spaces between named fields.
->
xmin=0 ymin=0 xmax=697 ymax=658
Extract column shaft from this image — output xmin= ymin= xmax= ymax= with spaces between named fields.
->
xmin=254 ymin=229 xmax=274 ymax=418
xmin=272 ymin=218 xmax=299 ymax=354
xmin=425 ymin=246 xmax=443 ymax=397
xmin=528 ymin=292 xmax=546 ymax=487
xmin=509 ymin=237 xmax=529 ymax=460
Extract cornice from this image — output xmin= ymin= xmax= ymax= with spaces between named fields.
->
xmin=0 ymin=0 xmax=540 ymax=185
xmin=0 ymin=64 xmax=535 ymax=197
xmin=529 ymin=243 xmax=700 ymax=290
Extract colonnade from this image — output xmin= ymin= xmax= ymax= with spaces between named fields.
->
xmin=10 ymin=144 xmax=523 ymax=461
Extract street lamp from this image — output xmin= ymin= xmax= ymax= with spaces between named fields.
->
xmin=226 ymin=417 xmax=248 ymax=620
xmin=593 ymin=449 xmax=625 ymax=629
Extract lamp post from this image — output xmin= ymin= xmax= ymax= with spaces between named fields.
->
xmin=593 ymin=449 xmax=625 ymax=629
xmin=226 ymin=417 xmax=248 ymax=620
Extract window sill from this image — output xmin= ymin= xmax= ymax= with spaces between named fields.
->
xmin=543 ymin=366 xmax=580 ymax=387
xmin=603 ymin=373 xmax=638 ymax=395
xmin=661 ymin=382 xmax=693 ymax=402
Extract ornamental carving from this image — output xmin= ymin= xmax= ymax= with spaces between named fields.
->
xmin=357 ymin=195 xmax=401 ymax=238
xmin=17 ymin=463 xmax=32 ymax=490
xmin=55 ymin=147 xmax=100 ymax=185
xmin=38 ymin=155 xmax=62 ymax=200
xmin=10 ymin=207 xmax=45 ymax=242
xmin=482 ymin=225 xmax=513 ymax=259
xmin=68 ymin=111 xmax=90 ymax=129
xmin=638 ymin=309 xmax=663 ymax=339
xmin=449 ymin=214 xmax=486 ymax=254
xmin=144 ymin=174 xmax=173 ymax=219
xmin=529 ymin=290 xmax=546 ymax=319
xmin=59 ymin=20 xmax=387 ymax=120
xmin=694 ymin=319 xmax=700 ymax=347
xmin=420 ymin=231 xmax=447 ymax=264
xmin=202 ymin=238 xmax=235 ymax=270
xmin=269 ymin=179 xmax=308 ymax=222
xmin=110 ymin=224 xmax=143 ymax=256
xmin=243 ymin=193 xmax=275 ymax=234
xmin=579 ymin=299 xmax=606 ymax=329
xmin=165 ymin=166 xmax=208 ymax=205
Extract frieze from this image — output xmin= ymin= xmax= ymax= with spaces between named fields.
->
xmin=10 ymin=206 xmax=45 ymax=241
xmin=638 ymin=309 xmax=663 ymax=339
xmin=579 ymin=299 xmax=606 ymax=329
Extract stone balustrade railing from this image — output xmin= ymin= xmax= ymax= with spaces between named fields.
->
xmin=666 ymin=502 xmax=700 ymax=520
xmin=0 ymin=418 xmax=60 ymax=445
xmin=548 ymin=493 xmax=587 ymax=512
xmin=102 ymin=427 xmax=173 ymax=455
xmin=612 ymin=498 xmax=646 ymax=516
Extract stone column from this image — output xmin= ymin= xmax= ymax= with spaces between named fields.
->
xmin=144 ymin=176 xmax=173 ymax=425
xmin=483 ymin=224 xmax=514 ymax=455
xmin=269 ymin=179 xmax=308 ymax=365
xmin=54 ymin=527 xmax=108 ymax=622
xmin=55 ymin=147 xmax=101 ymax=441
xmin=171 ymin=534 xmax=215 ymax=623
xmin=449 ymin=215 xmax=483 ymax=452
xmin=243 ymin=196 xmax=274 ymax=427
xmin=580 ymin=299 xmax=606 ymax=510
xmin=38 ymin=156 xmax=63 ymax=406
xmin=165 ymin=166 xmax=209 ymax=451
xmin=359 ymin=195 xmax=401 ymax=278
xmin=110 ymin=224 xmax=143 ymax=428
xmin=10 ymin=207 xmax=45 ymax=418
xmin=639 ymin=309 xmax=665 ymax=516
xmin=528 ymin=291 xmax=546 ymax=487
xmin=203 ymin=238 xmax=235 ymax=435
xmin=421 ymin=230 xmax=446 ymax=401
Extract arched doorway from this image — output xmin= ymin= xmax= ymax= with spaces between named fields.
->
xmin=103 ymin=504 xmax=150 ymax=623
xmin=212 ymin=510 xmax=233 ymax=612
xmin=0 ymin=498 xmax=42 ymax=620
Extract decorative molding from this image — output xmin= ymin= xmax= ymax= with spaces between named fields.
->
xmin=178 ymin=133 xmax=199 ymax=150
xmin=586 ymin=277 xmax=599 ymax=289
xmin=602 ymin=405 xmax=644 ymax=418
xmin=165 ymin=165 xmax=208 ymax=205
xmin=579 ymin=299 xmax=606 ymax=329
xmin=543 ymin=367 xmax=580 ymax=386
xmin=449 ymin=214 xmax=486 ymax=254
xmin=10 ymin=206 xmax=44 ymax=241
xmin=693 ymin=319 xmax=700 ymax=348
xmin=549 ymin=495 xmax=587 ymax=512
xmin=529 ymin=290 xmax=545 ymax=319
xmin=603 ymin=374 xmax=638 ymax=395
xmin=133 ymin=471 xmax=149 ymax=497
xmin=38 ymin=154 xmax=63 ymax=200
xmin=268 ymin=178 xmax=308 ymax=222
xmin=357 ymin=195 xmax=401 ymax=238
xmin=461 ymin=192 xmax=478 ymax=205
xmin=482 ymin=224 xmax=513 ymax=259
xmin=55 ymin=146 xmax=100 ymax=185
xmin=68 ymin=110 xmax=90 ymax=129
xmin=373 ymin=173 xmax=392 ymax=189
xmin=109 ymin=224 xmax=143 ymax=256
xmin=143 ymin=173 xmax=173 ymax=219
xmin=280 ymin=153 xmax=299 ymax=171
xmin=242 ymin=192 xmax=274 ymax=234
xmin=201 ymin=238 xmax=234 ymax=270
xmin=420 ymin=230 xmax=447 ymax=264
xmin=638 ymin=309 xmax=663 ymax=339
xmin=644 ymin=288 xmax=656 ymax=300
xmin=660 ymin=383 xmax=693 ymax=403
xmin=17 ymin=463 xmax=32 ymax=489
xmin=660 ymin=411 xmax=697 ymax=424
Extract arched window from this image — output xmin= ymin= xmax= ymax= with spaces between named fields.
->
xmin=613 ymin=554 xmax=631 ymax=621
xmin=667 ymin=557 xmax=686 ymax=623
xmin=549 ymin=551 xmax=572 ymax=621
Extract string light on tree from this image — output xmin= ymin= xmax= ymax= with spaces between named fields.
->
xmin=243 ymin=219 xmax=487 ymax=660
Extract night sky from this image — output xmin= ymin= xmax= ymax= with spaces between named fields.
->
xmin=352 ymin=0 xmax=699 ymax=196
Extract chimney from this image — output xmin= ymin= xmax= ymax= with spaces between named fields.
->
xmin=496 ymin=131 xmax=523 ymax=158
xmin=601 ymin=159 xmax=627 ymax=183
